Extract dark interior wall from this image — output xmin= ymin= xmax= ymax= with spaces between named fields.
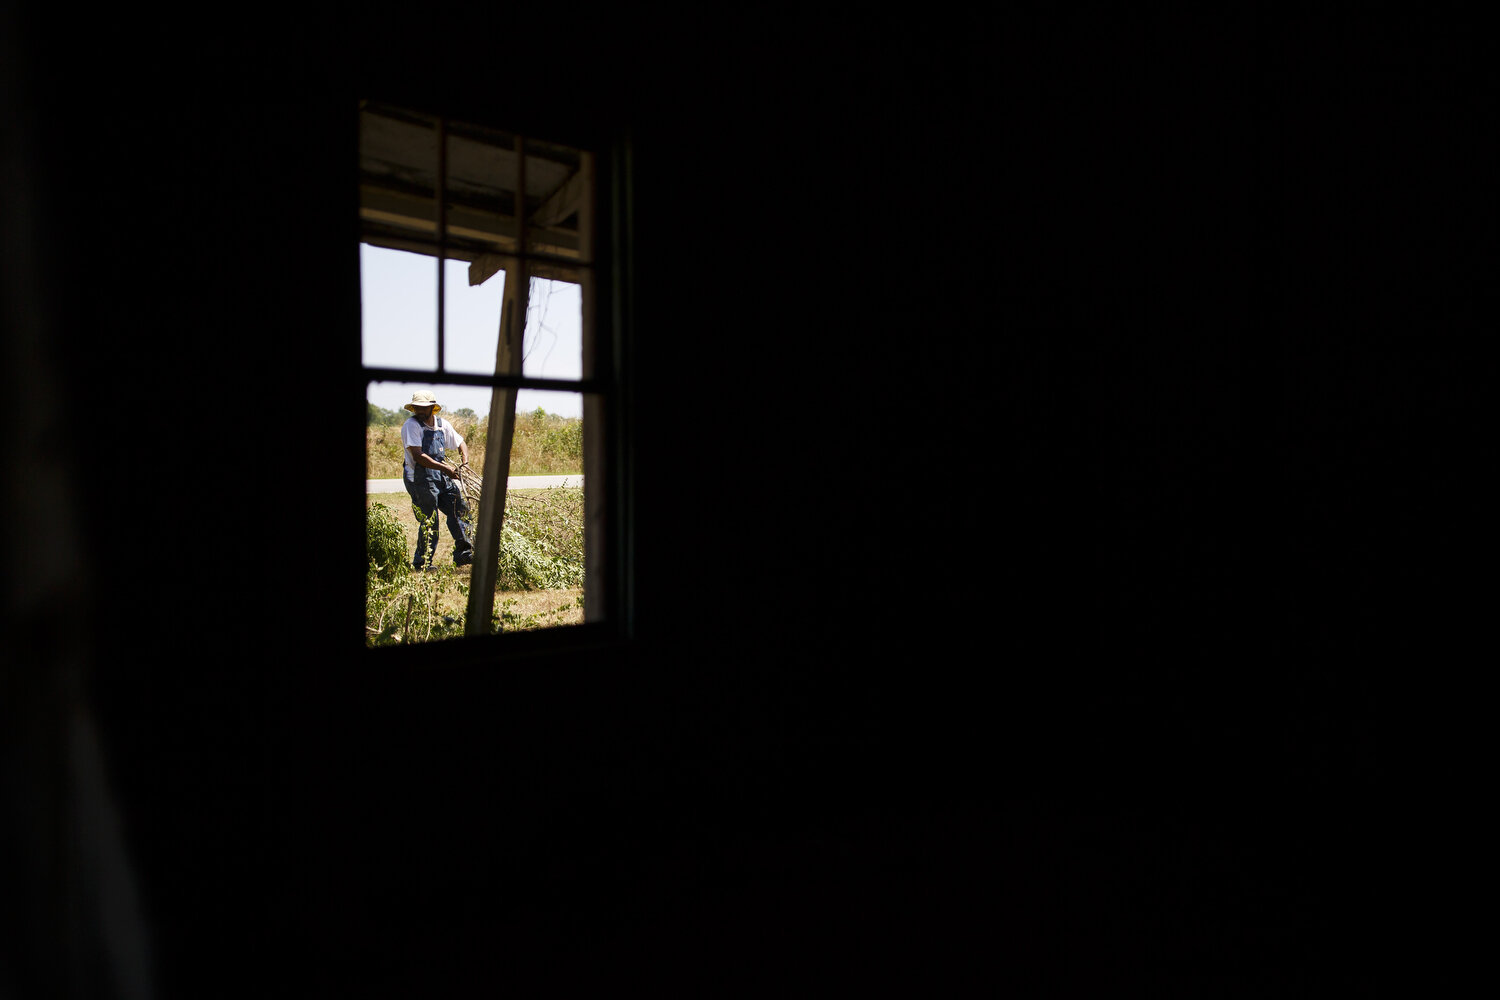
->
xmin=4 ymin=7 xmax=1456 ymax=996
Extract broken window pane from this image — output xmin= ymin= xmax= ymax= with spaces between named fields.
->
xmin=443 ymin=257 xmax=504 ymax=377
xmin=522 ymin=278 xmax=583 ymax=382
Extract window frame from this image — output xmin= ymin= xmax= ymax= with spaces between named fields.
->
xmin=358 ymin=102 xmax=634 ymax=654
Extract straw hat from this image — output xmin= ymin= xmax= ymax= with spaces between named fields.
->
xmin=404 ymin=391 xmax=442 ymax=413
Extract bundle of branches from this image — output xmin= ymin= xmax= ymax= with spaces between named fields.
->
xmin=452 ymin=462 xmax=581 ymax=529
xmin=454 ymin=462 xmax=485 ymax=517
xmin=450 ymin=462 xmax=585 ymax=589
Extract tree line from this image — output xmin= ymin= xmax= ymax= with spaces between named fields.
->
xmin=367 ymin=402 xmax=478 ymax=427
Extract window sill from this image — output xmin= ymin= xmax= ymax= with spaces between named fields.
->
xmin=364 ymin=619 xmax=630 ymax=667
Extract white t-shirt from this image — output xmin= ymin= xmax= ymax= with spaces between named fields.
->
xmin=401 ymin=415 xmax=465 ymax=472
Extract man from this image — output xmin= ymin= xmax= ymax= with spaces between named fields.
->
xmin=400 ymin=390 xmax=475 ymax=569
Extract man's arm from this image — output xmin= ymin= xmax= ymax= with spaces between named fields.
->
xmin=448 ymin=424 xmax=471 ymax=468
xmin=407 ymin=445 xmax=457 ymax=476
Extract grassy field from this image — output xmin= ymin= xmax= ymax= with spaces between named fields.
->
xmin=365 ymin=410 xmax=586 ymax=644
xmin=366 ymin=485 xmax=586 ymax=643
xmin=367 ymin=409 xmax=582 ymax=479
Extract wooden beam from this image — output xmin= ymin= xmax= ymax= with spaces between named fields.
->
xmin=359 ymin=186 xmax=518 ymax=248
xmin=469 ymin=253 xmax=580 ymax=286
xmin=529 ymin=168 xmax=585 ymax=230
xmin=577 ymin=152 xmax=605 ymax=623
xmin=463 ymin=269 xmax=525 ymax=636
xmin=468 ymin=251 xmax=579 ymax=287
xmin=465 ymin=140 xmax=527 ymax=636
xmin=463 ymin=167 xmax=587 ymax=286
xmin=468 ymin=254 xmax=506 ymax=287
xmin=360 ymin=184 xmax=582 ymax=262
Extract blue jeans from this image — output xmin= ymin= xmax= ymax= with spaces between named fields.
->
xmin=403 ymin=470 xmax=474 ymax=568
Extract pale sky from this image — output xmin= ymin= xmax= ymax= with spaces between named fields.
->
xmin=361 ymin=243 xmax=584 ymax=419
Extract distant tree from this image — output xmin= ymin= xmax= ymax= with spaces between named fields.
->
xmin=367 ymin=402 xmax=405 ymax=427
xmin=451 ymin=407 xmax=477 ymax=420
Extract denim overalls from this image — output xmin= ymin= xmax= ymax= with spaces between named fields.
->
xmin=403 ymin=417 xmax=475 ymax=568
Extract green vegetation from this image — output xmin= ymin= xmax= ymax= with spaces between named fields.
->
xmin=364 ymin=486 xmax=585 ymax=646
xmin=364 ymin=405 xmax=586 ymax=646
xmin=367 ymin=401 xmax=407 ymax=427
xmin=365 ymin=502 xmax=411 ymax=583
xmin=494 ymin=487 xmax=585 ymax=590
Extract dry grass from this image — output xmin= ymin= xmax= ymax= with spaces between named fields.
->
xmin=376 ymin=571 xmax=583 ymax=630
xmin=366 ymin=414 xmax=582 ymax=479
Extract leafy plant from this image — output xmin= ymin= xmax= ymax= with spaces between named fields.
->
xmin=366 ymin=502 xmax=410 ymax=583
xmin=489 ymin=488 xmax=585 ymax=590
xmin=366 ymin=562 xmax=469 ymax=646
xmin=364 ymin=487 xmax=585 ymax=646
